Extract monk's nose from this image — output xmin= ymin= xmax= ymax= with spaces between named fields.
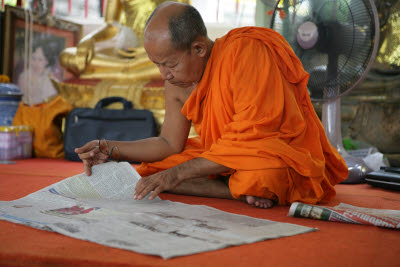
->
xmin=159 ymin=66 xmax=173 ymax=81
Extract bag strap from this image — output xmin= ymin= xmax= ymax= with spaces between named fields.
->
xmin=95 ymin=97 xmax=133 ymax=110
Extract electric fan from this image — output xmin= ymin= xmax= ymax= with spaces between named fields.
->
xmin=270 ymin=0 xmax=380 ymax=183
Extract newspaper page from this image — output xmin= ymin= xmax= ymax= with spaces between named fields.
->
xmin=0 ymin=162 xmax=316 ymax=259
xmin=288 ymin=202 xmax=400 ymax=229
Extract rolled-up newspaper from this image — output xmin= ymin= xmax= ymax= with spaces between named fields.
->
xmin=288 ymin=202 xmax=400 ymax=229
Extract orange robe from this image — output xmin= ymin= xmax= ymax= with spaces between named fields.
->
xmin=137 ymin=27 xmax=348 ymax=205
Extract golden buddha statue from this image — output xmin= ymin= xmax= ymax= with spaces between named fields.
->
xmin=57 ymin=0 xmax=194 ymax=135
xmin=59 ymin=0 xmax=188 ymax=80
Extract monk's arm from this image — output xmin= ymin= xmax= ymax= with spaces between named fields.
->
xmin=134 ymin=157 xmax=231 ymax=200
xmin=93 ymin=81 xmax=191 ymax=163
xmin=102 ymin=138 xmax=175 ymax=162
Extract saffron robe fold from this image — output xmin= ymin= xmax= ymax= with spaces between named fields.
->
xmin=137 ymin=27 xmax=348 ymax=205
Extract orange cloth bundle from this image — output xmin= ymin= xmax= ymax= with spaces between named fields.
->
xmin=13 ymin=96 xmax=73 ymax=158
xmin=138 ymin=27 xmax=348 ymax=205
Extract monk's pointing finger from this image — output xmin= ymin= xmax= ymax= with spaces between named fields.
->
xmin=83 ymin=160 xmax=92 ymax=176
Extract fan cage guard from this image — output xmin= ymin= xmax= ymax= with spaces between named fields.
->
xmin=270 ymin=0 xmax=380 ymax=101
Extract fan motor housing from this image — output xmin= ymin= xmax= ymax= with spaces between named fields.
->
xmin=297 ymin=21 xmax=319 ymax=49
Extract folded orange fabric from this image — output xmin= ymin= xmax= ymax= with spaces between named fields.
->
xmin=138 ymin=27 xmax=348 ymax=205
xmin=13 ymin=96 xmax=73 ymax=158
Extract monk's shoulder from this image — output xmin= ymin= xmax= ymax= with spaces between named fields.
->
xmin=216 ymin=37 xmax=267 ymax=67
xmin=224 ymin=35 xmax=258 ymax=48
xmin=164 ymin=81 xmax=194 ymax=106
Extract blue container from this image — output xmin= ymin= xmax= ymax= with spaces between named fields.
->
xmin=0 ymin=83 xmax=23 ymax=126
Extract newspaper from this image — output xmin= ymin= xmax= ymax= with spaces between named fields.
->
xmin=0 ymin=162 xmax=316 ymax=259
xmin=288 ymin=202 xmax=400 ymax=229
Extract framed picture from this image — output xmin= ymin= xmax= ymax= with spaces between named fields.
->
xmin=2 ymin=5 xmax=82 ymax=105
xmin=0 ymin=10 xmax=5 ymax=75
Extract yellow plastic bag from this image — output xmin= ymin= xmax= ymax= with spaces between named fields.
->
xmin=13 ymin=96 xmax=73 ymax=158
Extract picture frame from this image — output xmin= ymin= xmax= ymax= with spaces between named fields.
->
xmin=0 ymin=10 xmax=5 ymax=75
xmin=2 ymin=5 xmax=82 ymax=105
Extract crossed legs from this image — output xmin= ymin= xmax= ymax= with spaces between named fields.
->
xmin=167 ymin=177 xmax=275 ymax=209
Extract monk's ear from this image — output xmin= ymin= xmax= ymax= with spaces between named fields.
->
xmin=191 ymin=41 xmax=207 ymax=58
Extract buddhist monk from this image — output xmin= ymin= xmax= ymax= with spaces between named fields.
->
xmin=75 ymin=1 xmax=348 ymax=209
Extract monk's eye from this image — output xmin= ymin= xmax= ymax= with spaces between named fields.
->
xmin=167 ymin=63 xmax=178 ymax=69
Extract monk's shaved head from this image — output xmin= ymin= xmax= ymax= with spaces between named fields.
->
xmin=145 ymin=1 xmax=207 ymax=51
xmin=143 ymin=2 xmax=213 ymax=86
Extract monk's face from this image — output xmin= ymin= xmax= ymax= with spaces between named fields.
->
xmin=144 ymin=38 xmax=206 ymax=88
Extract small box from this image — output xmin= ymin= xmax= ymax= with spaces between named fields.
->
xmin=0 ymin=83 xmax=23 ymax=126
xmin=0 ymin=126 xmax=32 ymax=160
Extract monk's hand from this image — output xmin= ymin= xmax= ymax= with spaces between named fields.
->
xmin=74 ymin=140 xmax=109 ymax=176
xmin=134 ymin=168 xmax=180 ymax=201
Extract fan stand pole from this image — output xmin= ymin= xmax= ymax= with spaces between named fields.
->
xmin=322 ymin=98 xmax=368 ymax=183
xmin=322 ymin=98 xmax=346 ymax=155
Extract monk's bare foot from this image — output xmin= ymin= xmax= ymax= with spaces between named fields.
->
xmin=245 ymin=195 xmax=274 ymax=209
